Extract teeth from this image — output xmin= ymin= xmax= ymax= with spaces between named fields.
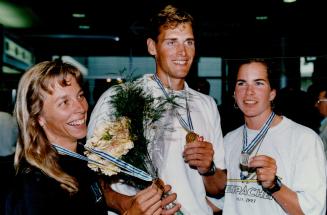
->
xmin=68 ymin=119 xmax=85 ymax=126
xmin=244 ymin=100 xmax=256 ymax=104
xmin=174 ymin=60 xmax=187 ymax=65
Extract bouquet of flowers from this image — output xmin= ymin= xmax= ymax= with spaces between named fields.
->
xmin=86 ymin=78 xmax=173 ymax=189
xmin=85 ymin=77 xmax=184 ymax=214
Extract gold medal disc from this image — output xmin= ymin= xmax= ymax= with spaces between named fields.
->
xmin=186 ymin=131 xmax=198 ymax=143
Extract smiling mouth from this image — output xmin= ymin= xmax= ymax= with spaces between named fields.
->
xmin=244 ymin=100 xmax=257 ymax=104
xmin=68 ymin=119 xmax=85 ymax=126
xmin=173 ymin=60 xmax=187 ymax=65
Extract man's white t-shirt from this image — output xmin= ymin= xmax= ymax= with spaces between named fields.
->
xmin=87 ymin=74 xmax=225 ymax=215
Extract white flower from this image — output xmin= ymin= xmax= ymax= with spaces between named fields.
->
xmin=85 ymin=117 xmax=134 ymax=176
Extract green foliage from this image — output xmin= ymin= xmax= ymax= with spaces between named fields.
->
xmin=110 ymin=80 xmax=169 ymax=189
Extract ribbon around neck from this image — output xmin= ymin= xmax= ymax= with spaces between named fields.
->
xmin=52 ymin=143 xmax=153 ymax=182
xmin=153 ymin=74 xmax=194 ymax=132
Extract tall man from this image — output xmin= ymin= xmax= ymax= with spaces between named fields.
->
xmin=87 ymin=4 xmax=226 ymax=215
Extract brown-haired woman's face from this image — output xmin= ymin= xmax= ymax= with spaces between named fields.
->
xmin=234 ymin=62 xmax=276 ymax=119
xmin=38 ymin=74 xmax=88 ymax=145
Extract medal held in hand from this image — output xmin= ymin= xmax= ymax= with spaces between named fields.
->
xmin=186 ymin=131 xmax=199 ymax=143
xmin=152 ymin=178 xmax=184 ymax=214
xmin=239 ymin=152 xmax=250 ymax=167
xmin=240 ymin=112 xmax=276 ymax=180
xmin=153 ymin=178 xmax=165 ymax=192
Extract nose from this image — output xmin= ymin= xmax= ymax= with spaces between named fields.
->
xmin=177 ymin=43 xmax=186 ymax=56
xmin=74 ymin=99 xmax=88 ymax=113
xmin=245 ymin=85 xmax=254 ymax=95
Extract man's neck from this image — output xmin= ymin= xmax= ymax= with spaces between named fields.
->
xmin=155 ymin=72 xmax=185 ymax=91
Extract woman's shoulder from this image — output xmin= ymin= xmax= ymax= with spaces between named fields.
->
xmin=14 ymin=163 xmax=61 ymax=193
xmin=5 ymin=164 xmax=65 ymax=215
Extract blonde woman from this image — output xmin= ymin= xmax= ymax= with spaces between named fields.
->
xmin=5 ymin=60 xmax=169 ymax=215
xmin=5 ymin=60 xmax=109 ymax=215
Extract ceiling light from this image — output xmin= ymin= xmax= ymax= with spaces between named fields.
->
xmin=79 ymin=25 xmax=90 ymax=29
xmin=256 ymin=16 xmax=268 ymax=20
xmin=72 ymin=13 xmax=86 ymax=18
xmin=0 ymin=1 xmax=38 ymax=28
xmin=283 ymin=0 xmax=296 ymax=3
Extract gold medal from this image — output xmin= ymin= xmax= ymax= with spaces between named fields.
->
xmin=186 ymin=131 xmax=198 ymax=143
xmin=153 ymin=178 xmax=165 ymax=192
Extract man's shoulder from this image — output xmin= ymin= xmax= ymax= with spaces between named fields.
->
xmin=188 ymin=87 xmax=216 ymax=105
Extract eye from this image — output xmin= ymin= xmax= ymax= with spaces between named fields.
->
xmin=167 ymin=40 xmax=175 ymax=46
xmin=59 ymin=99 xmax=69 ymax=107
xmin=236 ymin=81 xmax=246 ymax=86
xmin=77 ymin=92 xmax=85 ymax=101
xmin=186 ymin=40 xmax=194 ymax=46
xmin=255 ymin=81 xmax=264 ymax=86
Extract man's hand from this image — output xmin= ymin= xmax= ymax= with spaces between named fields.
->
xmin=183 ymin=137 xmax=214 ymax=175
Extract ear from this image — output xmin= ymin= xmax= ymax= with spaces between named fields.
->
xmin=147 ymin=38 xmax=157 ymax=56
xmin=38 ymin=116 xmax=46 ymax=127
xmin=269 ymin=89 xmax=276 ymax=101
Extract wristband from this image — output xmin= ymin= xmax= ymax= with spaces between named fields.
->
xmin=200 ymin=162 xmax=216 ymax=176
xmin=263 ymin=176 xmax=282 ymax=195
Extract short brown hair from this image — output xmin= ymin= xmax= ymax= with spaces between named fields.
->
xmin=147 ymin=4 xmax=194 ymax=41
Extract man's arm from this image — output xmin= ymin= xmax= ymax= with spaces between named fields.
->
xmin=202 ymin=168 xmax=227 ymax=195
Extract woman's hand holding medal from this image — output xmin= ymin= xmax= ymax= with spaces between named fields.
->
xmin=153 ymin=178 xmax=182 ymax=214
xmin=248 ymin=155 xmax=277 ymax=189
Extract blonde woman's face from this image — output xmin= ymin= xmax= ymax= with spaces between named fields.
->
xmin=38 ymin=75 xmax=88 ymax=146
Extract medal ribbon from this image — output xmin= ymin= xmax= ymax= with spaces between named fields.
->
xmin=240 ymin=112 xmax=275 ymax=180
xmin=242 ymin=112 xmax=275 ymax=154
xmin=153 ymin=74 xmax=194 ymax=131
xmin=52 ymin=143 xmax=153 ymax=182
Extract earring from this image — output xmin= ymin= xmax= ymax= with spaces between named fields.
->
xmin=39 ymin=120 xmax=45 ymax=127
xmin=233 ymin=93 xmax=239 ymax=109
xmin=270 ymin=100 xmax=275 ymax=109
xmin=233 ymin=102 xmax=239 ymax=109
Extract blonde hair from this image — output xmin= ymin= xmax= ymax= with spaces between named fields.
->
xmin=14 ymin=60 xmax=83 ymax=193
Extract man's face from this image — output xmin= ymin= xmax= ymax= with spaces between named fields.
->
xmin=315 ymin=90 xmax=327 ymax=117
xmin=148 ymin=22 xmax=195 ymax=82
